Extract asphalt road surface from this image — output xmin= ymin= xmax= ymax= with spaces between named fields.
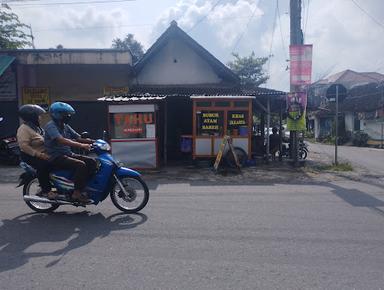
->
xmin=1 ymin=179 xmax=384 ymax=289
xmin=310 ymin=143 xmax=384 ymax=175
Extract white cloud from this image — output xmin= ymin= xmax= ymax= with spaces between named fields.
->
xmin=12 ymin=4 xmax=143 ymax=49
xmin=8 ymin=0 xmax=384 ymax=92
xmin=150 ymin=0 xmax=266 ymax=65
xmin=305 ymin=0 xmax=384 ymax=80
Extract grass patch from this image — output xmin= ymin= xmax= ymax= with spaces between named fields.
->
xmin=315 ymin=162 xmax=353 ymax=172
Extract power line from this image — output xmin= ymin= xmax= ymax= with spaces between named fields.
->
xmin=350 ymin=0 xmax=384 ymax=30
xmin=266 ymin=0 xmax=278 ymax=75
xmin=31 ymin=16 xmax=261 ymax=33
xmin=7 ymin=0 xmax=136 ymax=7
xmin=33 ymin=23 xmax=153 ymax=32
xmin=231 ymin=4 xmax=259 ymax=52
xmin=188 ymin=0 xmax=223 ymax=32
xmin=276 ymin=0 xmax=287 ymax=59
xmin=303 ymin=0 xmax=311 ymax=40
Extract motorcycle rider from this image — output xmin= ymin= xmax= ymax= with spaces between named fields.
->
xmin=44 ymin=102 xmax=96 ymax=203
xmin=16 ymin=104 xmax=57 ymax=199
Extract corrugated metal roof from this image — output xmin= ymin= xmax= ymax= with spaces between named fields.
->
xmin=98 ymin=86 xmax=286 ymax=103
xmin=191 ymin=95 xmax=255 ymax=99
xmin=125 ymin=85 xmax=286 ymax=97
xmin=98 ymin=96 xmax=166 ymax=102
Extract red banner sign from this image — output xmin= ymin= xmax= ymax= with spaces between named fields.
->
xmin=290 ymin=44 xmax=313 ymax=86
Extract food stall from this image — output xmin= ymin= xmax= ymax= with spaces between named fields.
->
xmin=191 ymin=96 xmax=254 ymax=160
xmin=108 ymin=104 xmax=159 ymax=168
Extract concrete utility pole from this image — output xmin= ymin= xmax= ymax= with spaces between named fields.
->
xmin=290 ymin=0 xmax=303 ymax=165
xmin=335 ymin=85 xmax=339 ymax=165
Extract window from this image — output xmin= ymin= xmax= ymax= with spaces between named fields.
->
xmin=110 ymin=112 xmax=155 ymax=139
xmin=214 ymin=101 xmax=230 ymax=107
xmin=234 ymin=101 xmax=248 ymax=107
xmin=196 ymin=101 xmax=212 ymax=107
xmin=196 ymin=111 xmax=224 ymax=136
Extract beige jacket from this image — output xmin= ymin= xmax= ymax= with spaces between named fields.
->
xmin=17 ymin=124 xmax=46 ymax=157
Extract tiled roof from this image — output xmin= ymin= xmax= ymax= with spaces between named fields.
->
xmin=312 ymin=69 xmax=384 ymax=90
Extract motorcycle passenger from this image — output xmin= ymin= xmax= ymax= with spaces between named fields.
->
xmin=44 ymin=102 xmax=97 ymax=203
xmin=16 ymin=104 xmax=57 ymax=199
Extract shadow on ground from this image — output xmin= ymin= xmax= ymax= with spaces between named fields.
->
xmin=0 ymin=212 xmax=147 ymax=273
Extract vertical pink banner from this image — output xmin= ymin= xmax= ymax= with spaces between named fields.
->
xmin=290 ymin=44 xmax=313 ymax=86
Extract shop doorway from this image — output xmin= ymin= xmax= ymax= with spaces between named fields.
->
xmin=165 ymin=96 xmax=193 ymax=162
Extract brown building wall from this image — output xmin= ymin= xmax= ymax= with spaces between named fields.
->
xmin=18 ymin=64 xmax=133 ymax=102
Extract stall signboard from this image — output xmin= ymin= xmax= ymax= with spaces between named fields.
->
xmin=287 ymin=92 xmax=307 ymax=131
xmin=227 ymin=111 xmax=248 ymax=136
xmin=111 ymin=112 xmax=155 ymax=139
xmin=197 ymin=111 xmax=223 ymax=136
xmin=104 ymin=86 xmax=129 ymax=96
xmin=22 ymin=87 xmax=50 ymax=109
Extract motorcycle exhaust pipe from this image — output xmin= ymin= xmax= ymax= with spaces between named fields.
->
xmin=23 ymin=195 xmax=73 ymax=205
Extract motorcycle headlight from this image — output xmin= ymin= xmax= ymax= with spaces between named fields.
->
xmin=115 ymin=160 xmax=125 ymax=167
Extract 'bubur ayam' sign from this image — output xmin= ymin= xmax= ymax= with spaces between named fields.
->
xmin=201 ymin=112 xmax=220 ymax=131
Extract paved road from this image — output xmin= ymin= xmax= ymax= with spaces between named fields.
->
xmin=1 ymin=179 xmax=384 ymax=289
xmin=310 ymin=142 xmax=384 ymax=175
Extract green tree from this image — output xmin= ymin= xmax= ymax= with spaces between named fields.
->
xmin=0 ymin=4 xmax=31 ymax=49
xmin=112 ymin=33 xmax=144 ymax=63
xmin=228 ymin=52 xmax=269 ymax=88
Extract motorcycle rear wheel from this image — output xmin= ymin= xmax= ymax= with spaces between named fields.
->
xmin=110 ymin=176 xmax=149 ymax=213
xmin=299 ymin=149 xmax=308 ymax=160
xmin=224 ymin=147 xmax=247 ymax=168
xmin=23 ymin=178 xmax=60 ymax=213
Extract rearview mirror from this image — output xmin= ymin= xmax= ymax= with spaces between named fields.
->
xmin=81 ymin=131 xmax=91 ymax=139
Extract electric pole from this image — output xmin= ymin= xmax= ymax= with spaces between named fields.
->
xmin=290 ymin=0 xmax=303 ymax=165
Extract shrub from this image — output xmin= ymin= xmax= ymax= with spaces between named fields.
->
xmin=352 ymin=131 xmax=369 ymax=147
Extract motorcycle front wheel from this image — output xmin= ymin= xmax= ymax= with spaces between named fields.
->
xmin=23 ymin=178 xmax=60 ymax=213
xmin=110 ymin=176 xmax=149 ymax=213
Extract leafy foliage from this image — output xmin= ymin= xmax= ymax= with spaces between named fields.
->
xmin=112 ymin=33 xmax=144 ymax=63
xmin=0 ymin=4 xmax=31 ymax=49
xmin=228 ymin=52 xmax=269 ymax=88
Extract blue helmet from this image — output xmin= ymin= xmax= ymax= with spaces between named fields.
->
xmin=49 ymin=102 xmax=75 ymax=120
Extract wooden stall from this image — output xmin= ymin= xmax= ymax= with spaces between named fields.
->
xmin=191 ymin=96 xmax=254 ymax=160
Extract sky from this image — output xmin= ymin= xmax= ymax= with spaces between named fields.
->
xmin=5 ymin=0 xmax=384 ymax=91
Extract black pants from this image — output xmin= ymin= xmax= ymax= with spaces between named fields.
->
xmin=51 ymin=154 xmax=97 ymax=191
xmin=21 ymin=152 xmax=52 ymax=194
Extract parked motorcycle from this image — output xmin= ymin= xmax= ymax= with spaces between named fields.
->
xmin=18 ymin=139 xmax=149 ymax=213
xmin=281 ymin=140 xmax=308 ymax=160
xmin=299 ymin=141 xmax=309 ymax=160
xmin=0 ymin=118 xmax=20 ymax=165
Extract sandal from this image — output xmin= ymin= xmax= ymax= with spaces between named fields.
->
xmin=47 ymin=191 xmax=58 ymax=200
xmin=71 ymin=194 xmax=89 ymax=204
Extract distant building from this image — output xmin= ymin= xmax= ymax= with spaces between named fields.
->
xmin=308 ymin=69 xmax=384 ymax=144
xmin=0 ymin=49 xmax=133 ymax=137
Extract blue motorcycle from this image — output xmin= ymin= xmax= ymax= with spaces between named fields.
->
xmin=18 ymin=139 xmax=149 ymax=213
